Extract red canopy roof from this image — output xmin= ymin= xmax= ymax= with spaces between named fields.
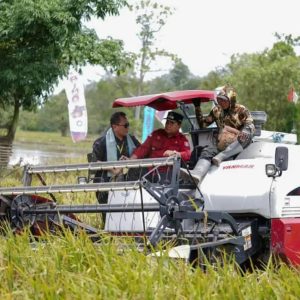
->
xmin=112 ymin=90 xmax=215 ymax=111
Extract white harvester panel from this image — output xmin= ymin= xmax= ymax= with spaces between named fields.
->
xmin=200 ymin=142 xmax=300 ymax=219
xmin=202 ymin=157 xmax=274 ymax=218
xmin=105 ymin=189 xmax=160 ymax=232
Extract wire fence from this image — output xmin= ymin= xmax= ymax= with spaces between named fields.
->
xmin=0 ymin=143 xmax=13 ymax=168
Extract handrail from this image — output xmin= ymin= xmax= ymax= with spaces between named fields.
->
xmin=26 ymin=157 xmax=176 ymax=174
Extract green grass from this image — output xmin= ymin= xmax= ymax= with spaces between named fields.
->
xmin=1 ymin=130 xmax=300 ymax=299
xmin=14 ymin=130 xmax=98 ymax=152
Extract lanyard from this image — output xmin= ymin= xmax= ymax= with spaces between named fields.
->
xmin=116 ymin=142 xmax=125 ymax=155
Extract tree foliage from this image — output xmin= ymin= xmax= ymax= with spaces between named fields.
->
xmin=18 ymin=34 xmax=300 ymax=143
xmin=18 ymin=61 xmax=200 ymax=139
xmin=225 ymin=37 xmax=300 ymax=136
xmin=19 ymin=94 xmax=69 ymax=136
xmin=131 ymin=0 xmax=176 ymax=86
xmin=0 ymin=0 xmax=132 ymax=142
xmin=128 ymin=0 xmax=176 ymax=121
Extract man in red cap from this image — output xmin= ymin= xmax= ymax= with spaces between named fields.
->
xmin=130 ymin=111 xmax=191 ymax=182
xmin=131 ymin=111 xmax=191 ymax=162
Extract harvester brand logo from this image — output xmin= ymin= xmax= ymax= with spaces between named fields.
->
xmin=223 ymin=164 xmax=254 ymax=170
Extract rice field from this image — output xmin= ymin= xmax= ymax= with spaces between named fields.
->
xmin=14 ymin=130 xmax=98 ymax=152
xmin=1 ymin=229 xmax=300 ymax=299
xmin=0 ymin=131 xmax=300 ymax=299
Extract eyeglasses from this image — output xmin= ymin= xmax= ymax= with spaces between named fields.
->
xmin=117 ymin=122 xmax=130 ymax=128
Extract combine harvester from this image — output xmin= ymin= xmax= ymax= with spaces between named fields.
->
xmin=0 ymin=90 xmax=299 ymax=267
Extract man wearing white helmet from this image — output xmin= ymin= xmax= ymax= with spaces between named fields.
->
xmin=188 ymin=86 xmax=255 ymax=185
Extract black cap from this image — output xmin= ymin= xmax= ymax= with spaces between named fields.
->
xmin=165 ymin=111 xmax=184 ymax=123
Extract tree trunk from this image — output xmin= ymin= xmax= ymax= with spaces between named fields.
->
xmin=7 ymin=98 xmax=20 ymax=142
xmin=0 ymin=98 xmax=20 ymax=167
xmin=60 ymin=126 xmax=68 ymax=137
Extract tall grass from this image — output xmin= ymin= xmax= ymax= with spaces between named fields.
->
xmin=0 ymin=229 xmax=300 ymax=299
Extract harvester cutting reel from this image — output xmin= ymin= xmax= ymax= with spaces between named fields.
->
xmin=9 ymin=194 xmax=99 ymax=239
xmin=0 ymin=156 xmax=261 ymax=265
xmin=8 ymin=190 xmax=261 ymax=266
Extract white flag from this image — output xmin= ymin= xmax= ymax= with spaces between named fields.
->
xmin=287 ymin=87 xmax=298 ymax=104
xmin=65 ymin=70 xmax=88 ymax=142
xmin=293 ymin=91 xmax=299 ymax=104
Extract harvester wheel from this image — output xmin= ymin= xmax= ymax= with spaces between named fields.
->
xmin=10 ymin=194 xmax=77 ymax=236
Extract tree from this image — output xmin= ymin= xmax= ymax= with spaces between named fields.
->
xmin=129 ymin=0 xmax=176 ymax=121
xmin=38 ymin=94 xmax=69 ymax=136
xmin=85 ymin=77 xmax=132 ymax=135
xmin=96 ymin=0 xmax=176 ymax=137
xmin=0 ymin=0 xmax=132 ymax=147
xmin=146 ymin=60 xmax=201 ymax=93
xmin=168 ymin=60 xmax=202 ymax=90
xmin=18 ymin=61 xmax=201 ymax=137
xmin=198 ymin=68 xmax=228 ymax=91
xmin=226 ymin=36 xmax=300 ymax=137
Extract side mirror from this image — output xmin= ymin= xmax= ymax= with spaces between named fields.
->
xmin=275 ymin=146 xmax=288 ymax=171
xmin=265 ymin=146 xmax=288 ymax=178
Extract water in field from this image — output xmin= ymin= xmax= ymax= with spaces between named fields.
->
xmin=9 ymin=143 xmax=87 ymax=166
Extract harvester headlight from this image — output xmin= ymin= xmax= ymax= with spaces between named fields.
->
xmin=265 ymin=164 xmax=276 ymax=177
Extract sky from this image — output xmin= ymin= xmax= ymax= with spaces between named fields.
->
xmin=56 ymin=0 xmax=300 ymax=92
